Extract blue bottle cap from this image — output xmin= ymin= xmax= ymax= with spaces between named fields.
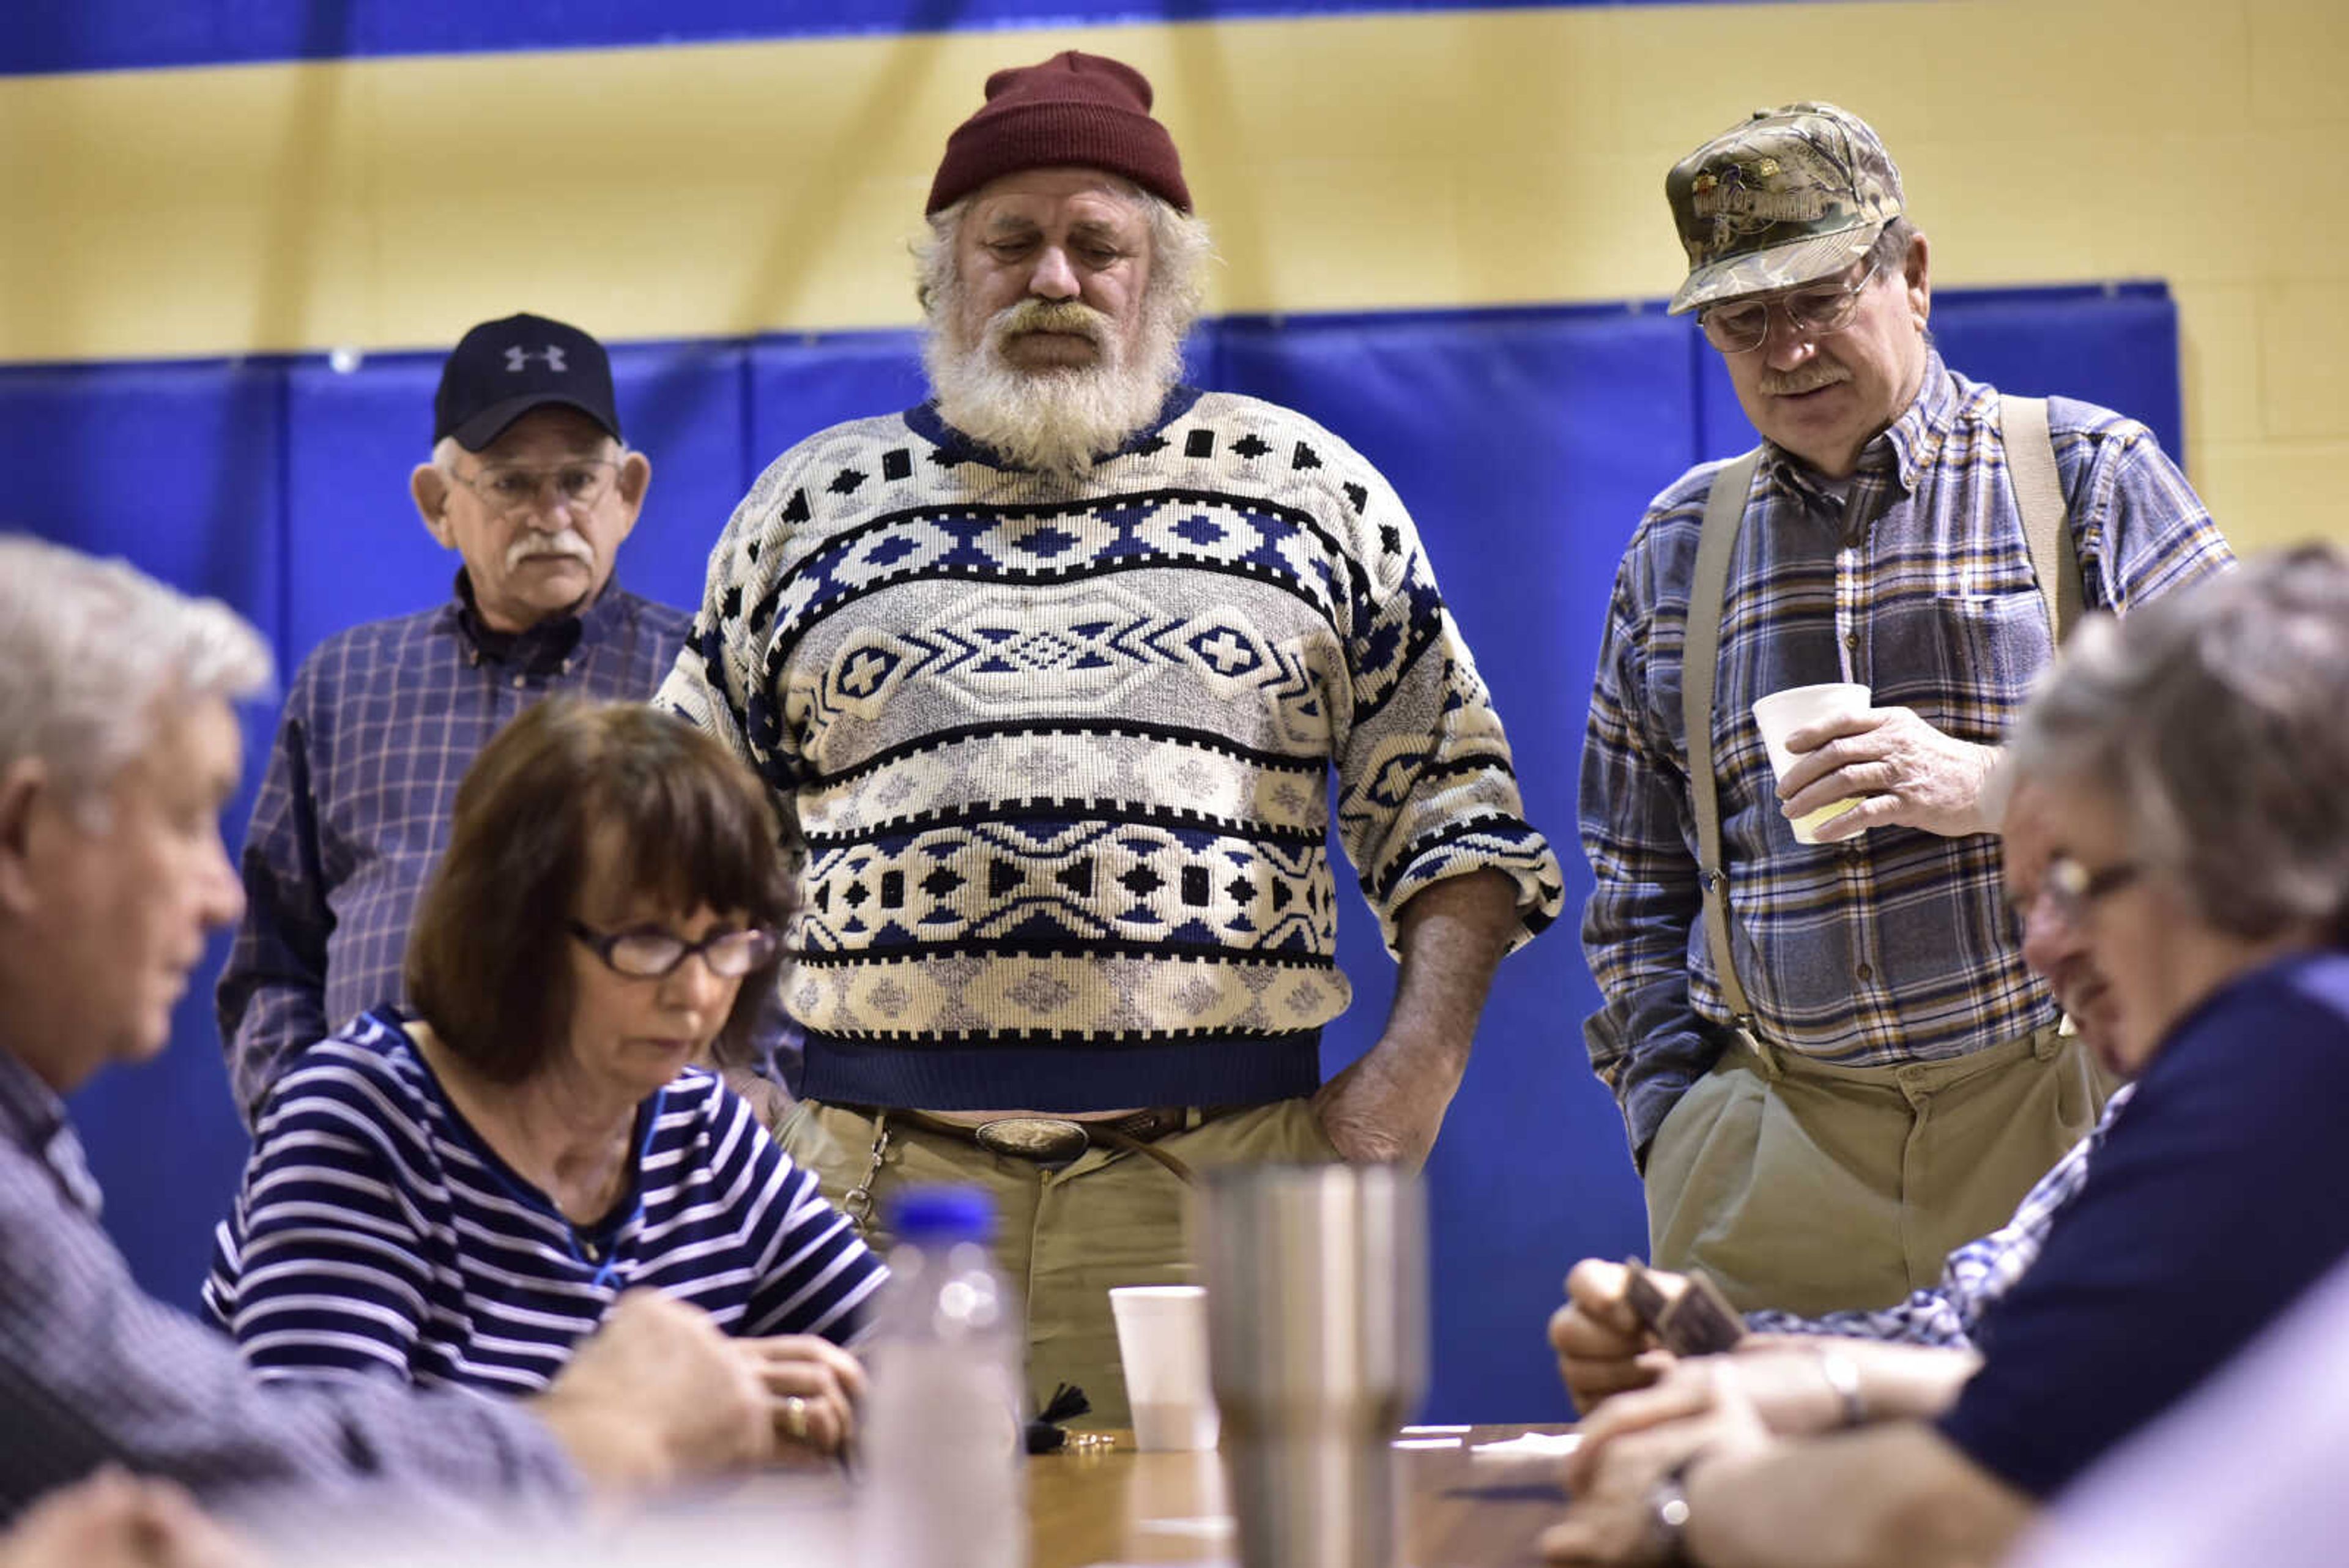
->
xmin=887 ymin=1184 xmax=997 ymax=1242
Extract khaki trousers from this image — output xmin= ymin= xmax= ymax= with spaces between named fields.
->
xmin=1644 ymin=1023 xmax=2106 ymax=1316
xmin=777 ymin=1098 xmax=1341 ymax=1429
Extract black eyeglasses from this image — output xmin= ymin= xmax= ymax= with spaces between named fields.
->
xmin=567 ymin=919 xmax=780 ymax=979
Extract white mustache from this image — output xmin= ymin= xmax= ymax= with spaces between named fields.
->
xmin=989 ymin=299 xmax=1110 ymax=349
xmin=1759 ymin=364 xmax=1852 ymax=396
xmin=507 ymin=530 xmax=594 ymax=571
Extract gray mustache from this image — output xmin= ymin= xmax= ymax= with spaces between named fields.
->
xmin=506 ymin=531 xmax=594 ymax=570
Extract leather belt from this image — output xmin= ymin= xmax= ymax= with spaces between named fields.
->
xmin=837 ymin=1104 xmax=1219 ymax=1184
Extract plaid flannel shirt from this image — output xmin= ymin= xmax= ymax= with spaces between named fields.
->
xmin=1747 ymin=1083 xmax=2134 ymax=1346
xmin=217 ymin=574 xmax=689 ymax=1123
xmin=1580 ymin=354 xmax=2232 ymax=1157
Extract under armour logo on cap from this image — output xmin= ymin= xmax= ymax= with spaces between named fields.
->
xmin=435 ymin=313 xmax=620 ymax=451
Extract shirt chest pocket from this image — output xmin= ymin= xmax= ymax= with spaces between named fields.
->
xmin=1928 ymin=590 xmax=2055 ymax=743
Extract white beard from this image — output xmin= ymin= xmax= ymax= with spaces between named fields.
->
xmin=924 ymin=296 xmax=1186 ymax=481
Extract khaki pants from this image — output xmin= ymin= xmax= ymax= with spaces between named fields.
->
xmin=1645 ymin=1023 xmax=2105 ymax=1316
xmin=778 ymin=1099 xmax=1341 ymax=1429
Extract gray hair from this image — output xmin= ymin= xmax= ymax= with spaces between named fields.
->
xmin=0 ymin=535 xmax=273 ymax=819
xmin=913 ymin=184 xmax=1213 ymax=335
xmin=1998 ymin=546 xmax=2349 ymax=945
xmin=1867 ymin=216 xmax=1917 ymax=275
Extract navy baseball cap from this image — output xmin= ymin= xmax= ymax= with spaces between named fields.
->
xmin=432 ymin=313 xmax=623 ymax=451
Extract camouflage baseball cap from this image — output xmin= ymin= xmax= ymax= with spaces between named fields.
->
xmin=1664 ymin=102 xmax=1904 ymax=315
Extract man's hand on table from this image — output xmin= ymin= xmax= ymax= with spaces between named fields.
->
xmin=1545 ymin=1362 xmax=1772 ymax=1566
xmin=1550 ymin=1259 xmax=1681 ymax=1414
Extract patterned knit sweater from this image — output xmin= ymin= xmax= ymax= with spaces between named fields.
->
xmin=658 ymin=387 xmax=1562 ymax=1110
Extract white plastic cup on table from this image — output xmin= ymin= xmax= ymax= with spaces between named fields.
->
xmin=1110 ymin=1285 xmax=1220 ymax=1452
xmin=1751 ymin=682 xmax=1872 ymax=844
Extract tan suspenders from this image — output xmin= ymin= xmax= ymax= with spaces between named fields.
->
xmin=1679 ymin=396 xmax=2080 ymax=1055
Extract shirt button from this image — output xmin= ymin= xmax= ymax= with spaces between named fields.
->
xmin=1843 ymin=633 xmax=1859 ymax=650
xmin=1855 ymin=962 xmax=1874 ymax=982
xmin=511 ymin=674 xmax=527 ymax=689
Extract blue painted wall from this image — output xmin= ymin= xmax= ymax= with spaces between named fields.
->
xmin=6 ymin=283 xmax=2181 ymax=1421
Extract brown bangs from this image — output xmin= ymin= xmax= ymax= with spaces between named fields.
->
xmin=406 ymin=698 xmax=793 ymax=1082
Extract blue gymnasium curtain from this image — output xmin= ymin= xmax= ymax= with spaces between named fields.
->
xmin=1 ymin=281 xmax=2182 ymax=1421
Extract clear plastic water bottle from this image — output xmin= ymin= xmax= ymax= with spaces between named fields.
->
xmin=855 ymin=1185 xmax=1026 ymax=1568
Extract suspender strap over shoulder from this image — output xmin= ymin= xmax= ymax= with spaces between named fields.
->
xmin=2000 ymin=395 xmax=2085 ymax=648
xmin=1684 ymin=447 xmax=1765 ymax=1051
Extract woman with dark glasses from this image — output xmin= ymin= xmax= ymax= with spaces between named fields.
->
xmin=204 ymin=699 xmax=882 ymax=1460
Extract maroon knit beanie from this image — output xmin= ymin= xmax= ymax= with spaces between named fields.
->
xmin=927 ymin=50 xmax=1192 ymax=215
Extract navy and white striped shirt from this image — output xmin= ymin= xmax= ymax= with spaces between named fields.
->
xmin=205 ymin=1010 xmax=883 ymax=1394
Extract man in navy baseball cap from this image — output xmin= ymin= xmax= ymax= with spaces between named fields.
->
xmin=432 ymin=312 xmax=624 ymax=453
xmin=217 ymin=314 xmax=692 ymax=1120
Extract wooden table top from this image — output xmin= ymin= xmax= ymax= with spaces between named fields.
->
xmin=1030 ymin=1425 xmax=1575 ymax=1568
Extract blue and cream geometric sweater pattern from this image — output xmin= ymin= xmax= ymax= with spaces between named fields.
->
xmin=658 ymin=387 xmax=1562 ymax=1112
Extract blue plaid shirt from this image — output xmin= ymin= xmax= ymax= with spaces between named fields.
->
xmin=1580 ymin=355 xmax=2232 ymax=1156
xmin=217 ymin=573 xmax=689 ymax=1123
xmin=1747 ymin=1083 xmax=2132 ymax=1347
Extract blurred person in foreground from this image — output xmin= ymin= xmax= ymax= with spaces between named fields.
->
xmin=1543 ymin=544 xmax=2349 ymax=1567
xmin=205 ymin=699 xmax=881 ymax=1458
xmin=218 ymin=314 xmax=696 ymax=1124
xmin=658 ymin=49 xmax=1560 ymax=1425
xmin=0 ymin=1469 xmax=253 ymax=1568
xmin=2009 ymin=1248 xmax=2349 ymax=1568
xmin=0 ymin=537 xmax=780 ymax=1522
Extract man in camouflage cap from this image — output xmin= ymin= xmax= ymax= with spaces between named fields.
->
xmin=1574 ymin=102 xmax=2232 ymax=1315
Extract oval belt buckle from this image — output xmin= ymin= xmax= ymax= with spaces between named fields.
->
xmin=972 ymin=1116 xmax=1091 ymax=1164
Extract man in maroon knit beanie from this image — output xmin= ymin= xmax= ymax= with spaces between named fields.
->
xmin=658 ymin=49 xmax=1561 ymax=1429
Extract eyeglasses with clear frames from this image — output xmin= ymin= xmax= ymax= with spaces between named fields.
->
xmin=450 ymin=458 xmax=622 ymax=515
xmin=568 ymin=919 xmax=781 ymax=979
xmin=1697 ymin=259 xmax=1884 ymax=355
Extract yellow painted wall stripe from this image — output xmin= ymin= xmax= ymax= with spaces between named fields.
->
xmin=4 ymin=0 xmax=2345 ymax=548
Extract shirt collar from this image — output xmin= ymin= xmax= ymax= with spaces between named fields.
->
xmin=445 ymin=568 xmax=626 ymax=672
xmin=0 ymin=1044 xmax=103 ymax=1219
xmin=906 ymin=385 xmax=1204 ymax=473
xmin=1763 ymin=347 xmax=1963 ymax=501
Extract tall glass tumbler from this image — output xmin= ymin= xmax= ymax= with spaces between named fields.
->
xmin=1195 ymin=1163 xmax=1429 ymax=1568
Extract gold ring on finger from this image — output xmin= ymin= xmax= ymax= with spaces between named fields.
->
xmin=784 ymin=1394 xmax=809 ymax=1442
